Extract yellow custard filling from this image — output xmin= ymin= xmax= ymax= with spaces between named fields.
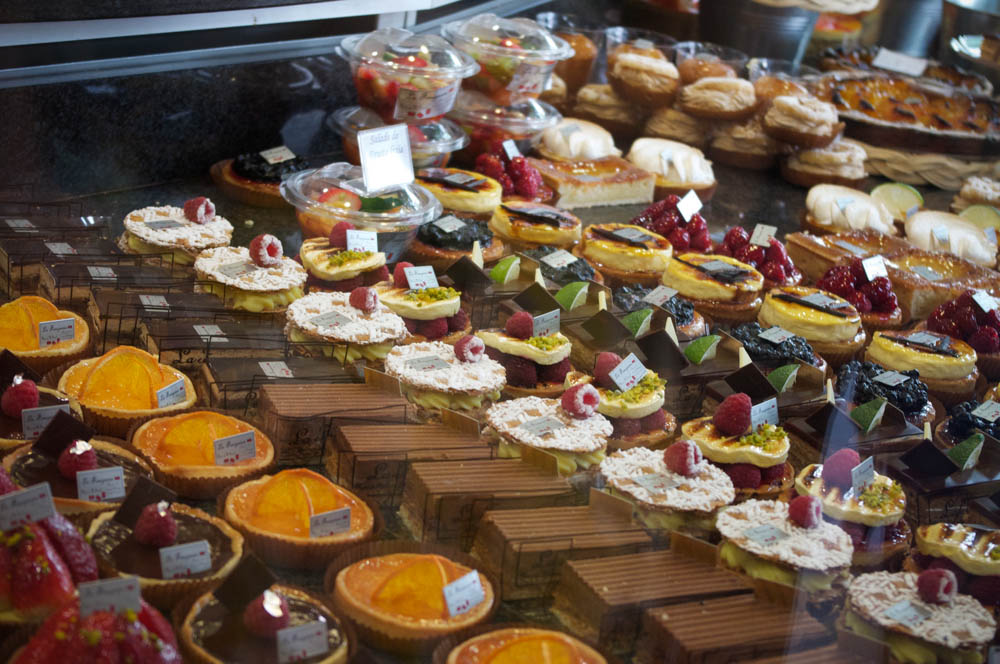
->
xmin=607 ymin=488 xmax=718 ymax=534
xmin=844 ymin=610 xmax=984 ymax=664
xmin=916 ymin=523 xmax=1000 ymax=577
xmin=598 ymin=372 xmax=666 ymax=418
xmin=758 ymin=286 xmax=861 ymax=343
xmin=682 ymin=418 xmax=789 ymax=467
xmin=299 ymin=238 xmax=386 ymax=281
xmin=418 ymin=170 xmax=502 ymax=213
xmin=125 ymin=232 xmax=196 ymax=265
xmin=476 ymin=330 xmax=572 ymax=366
xmin=662 ymin=253 xmax=763 ymax=302
xmin=497 ymin=439 xmax=606 ymax=476
xmin=867 ymin=332 xmax=977 ymax=381
xmin=287 ymin=328 xmax=393 ymax=362
xmin=720 ymin=540 xmax=841 ymax=592
xmin=399 ymin=384 xmax=501 ymax=412
xmin=199 ymin=281 xmax=303 ymax=312
xmin=380 ymin=287 xmax=461 ymax=321
xmin=489 ymin=208 xmax=581 ymax=246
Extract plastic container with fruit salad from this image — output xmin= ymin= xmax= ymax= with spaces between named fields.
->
xmin=448 ymin=90 xmax=561 ymax=164
xmin=281 ymin=162 xmax=441 ymax=263
xmin=442 ymin=13 xmax=574 ymax=106
xmin=330 ymin=106 xmax=469 ymax=170
xmin=338 ymin=27 xmax=478 ymax=124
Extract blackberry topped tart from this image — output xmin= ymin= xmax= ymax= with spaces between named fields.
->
xmin=299 ymin=221 xmax=390 ymax=293
xmin=573 ymin=223 xmax=672 ymax=287
xmin=730 ymin=322 xmax=827 ymax=373
xmin=936 ymin=400 xmax=1000 ymax=447
xmin=836 ymin=360 xmax=935 ymax=427
xmin=407 ymin=213 xmax=502 ymax=272
xmin=212 ymin=148 xmax=308 ymax=207
xmin=523 ymin=245 xmax=604 ymax=286
xmin=613 ymin=284 xmax=708 ymax=340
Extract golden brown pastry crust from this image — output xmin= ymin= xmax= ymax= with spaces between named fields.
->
xmin=707 ymin=145 xmax=777 ymax=171
xmin=404 ymin=237 xmax=505 ymax=274
xmin=209 ymin=159 xmax=289 ymax=208
xmin=780 ymin=158 xmax=866 ymax=189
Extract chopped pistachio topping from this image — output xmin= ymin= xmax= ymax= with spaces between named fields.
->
xmin=737 ymin=423 xmax=786 ymax=452
xmin=858 ymin=480 xmax=903 ymax=511
xmin=327 ymin=249 xmax=372 ymax=267
xmin=606 ymin=372 xmax=666 ymax=404
xmin=524 ymin=335 xmax=568 ymax=351
xmin=405 ymin=286 xmax=459 ymax=305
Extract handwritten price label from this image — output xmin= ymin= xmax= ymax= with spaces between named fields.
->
xmin=402 ymin=265 xmax=437 ymax=290
xmin=139 ymin=294 xmax=169 ymax=311
xmin=874 ymin=371 xmax=910 ymax=387
xmin=259 ymin=361 xmax=293 ymax=378
xmin=357 ymin=124 xmax=414 ymax=192
xmin=346 ymin=230 xmax=378 ymax=253
xmin=443 ymin=570 xmax=485 ymax=617
xmin=310 ymin=507 xmax=351 ymax=537
xmin=608 ymin=353 xmax=647 ymax=392
xmin=259 ymin=145 xmax=296 ymax=164
xmin=872 ymin=47 xmax=928 ymax=77
xmin=87 ymin=266 xmax=116 ymax=281
xmin=973 ymin=400 xmax=1000 ymax=423
xmin=433 ymin=215 xmax=467 ymax=233
xmin=214 ymin=431 xmax=256 ymax=466
xmin=862 ymin=256 xmax=888 ymax=281
xmin=532 ymin=309 xmax=560 ymax=337
xmin=540 ymin=249 xmax=577 ymax=269
xmin=77 ymin=467 xmax=126 ymax=502
xmin=159 ymin=540 xmax=211 ymax=579
xmin=750 ymin=398 xmax=779 ymax=430
xmin=38 ymin=318 xmax=75 ymax=346
xmin=743 ymin=524 xmax=788 ymax=546
xmin=309 ymin=310 xmax=353 ymax=330
xmin=78 ymin=577 xmax=141 ymax=617
xmin=643 ymin=285 xmax=677 ymax=307
xmin=277 ymin=621 xmax=329 ymax=663
xmin=21 ymin=404 xmax=70 ymax=439
xmin=519 ymin=416 xmax=565 ymax=437
xmin=0 ymin=483 xmax=55 ymax=529
xmin=758 ymin=326 xmax=795 ymax=345
xmin=394 ymin=80 xmax=459 ymax=121
xmin=44 ymin=242 xmax=76 ymax=256
xmin=156 ymin=378 xmax=187 ymax=408
xmin=851 ymin=456 xmax=875 ymax=495
xmin=193 ymin=324 xmax=229 ymax=343
xmin=633 ymin=473 xmax=679 ymax=495
xmin=405 ymin=355 xmax=450 ymax=372
xmin=885 ymin=599 xmax=931 ymax=628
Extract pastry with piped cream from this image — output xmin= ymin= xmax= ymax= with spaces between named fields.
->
xmin=194 ymin=236 xmax=306 ymax=313
xmin=782 ymin=138 xmax=867 ymax=189
xmin=678 ymin=77 xmax=757 ymax=121
xmin=574 ymin=223 xmax=672 ymax=287
xmin=285 ymin=289 xmax=407 ymax=364
xmin=865 ymin=330 xmax=978 ymax=406
xmin=661 ymin=253 xmax=764 ymax=325
xmin=626 ymin=138 xmax=717 ymax=201
xmin=758 ymin=285 xmax=865 ymax=367
xmin=762 ymin=95 xmax=844 ymax=148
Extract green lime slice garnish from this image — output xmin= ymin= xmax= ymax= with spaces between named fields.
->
xmin=850 ymin=397 xmax=887 ymax=433
xmin=870 ymin=182 xmax=923 ymax=220
xmin=489 ymin=255 xmax=520 ymax=284
xmin=959 ymin=205 xmax=1000 ymax=234
xmin=683 ymin=334 xmax=721 ymax=365
xmin=555 ymin=281 xmax=589 ymax=311
xmin=622 ymin=308 xmax=653 ymax=337
xmin=947 ymin=433 xmax=984 ymax=470
xmin=767 ymin=364 xmax=799 ymax=393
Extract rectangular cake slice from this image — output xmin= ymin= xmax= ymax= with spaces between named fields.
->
xmin=528 ymin=156 xmax=655 ymax=209
xmin=200 ymin=356 xmax=356 ymax=411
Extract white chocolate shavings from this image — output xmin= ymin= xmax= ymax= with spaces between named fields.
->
xmin=124 ymin=205 xmax=233 ymax=252
xmin=286 ymin=291 xmax=406 ymax=344
xmin=600 ymin=447 xmax=734 ymax=513
xmin=716 ymin=499 xmax=853 ymax=572
xmin=384 ymin=341 xmax=506 ymax=395
xmin=485 ymin=396 xmax=611 ymax=454
xmin=849 ymin=572 xmax=996 ymax=649
xmin=194 ymin=246 xmax=306 ymax=292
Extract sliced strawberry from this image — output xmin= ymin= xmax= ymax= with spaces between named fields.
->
xmin=39 ymin=513 xmax=98 ymax=583
xmin=11 ymin=524 xmax=75 ymax=613
xmin=73 ymin=611 xmax=120 ymax=664
xmin=137 ymin=599 xmax=180 ymax=650
xmin=11 ymin=601 xmax=79 ymax=664
xmin=317 ymin=187 xmax=361 ymax=210
xmin=119 ymin=606 xmax=182 ymax=663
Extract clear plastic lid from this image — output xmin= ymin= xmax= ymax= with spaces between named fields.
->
xmin=442 ymin=14 xmax=574 ymax=62
xmin=280 ymin=162 xmax=442 ymax=227
xmin=447 ymin=90 xmax=562 ymax=134
xmin=330 ymin=106 xmax=468 ymax=155
xmin=339 ymin=27 xmax=478 ymax=79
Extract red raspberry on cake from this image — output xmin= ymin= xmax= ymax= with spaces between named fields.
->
xmin=1 ymin=374 xmax=38 ymax=418
xmin=712 ymin=393 xmax=751 ymax=436
xmin=447 ymin=309 xmax=469 ymax=332
xmin=561 ymin=383 xmax=600 ymax=419
xmin=928 ymin=290 xmax=1000 ymax=362
xmin=725 ymin=463 xmax=761 ymax=489
xmin=348 ymin=286 xmax=378 ymax=314
xmin=243 ymin=590 xmax=291 ymax=638
xmin=538 ymin=358 xmax=571 ymax=384
xmin=917 ymin=568 xmax=958 ymax=605
xmin=612 ymin=418 xmax=641 ymax=438
xmin=57 ymin=440 xmax=98 ymax=479
xmin=504 ymin=311 xmax=534 ymax=340
xmin=505 ymin=356 xmax=538 ymax=387
xmin=248 ymin=234 xmax=283 ymax=268
xmin=417 ymin=318 xmax=448 ymax=340
xmin=328 ymin=221 xmax=355 ymax=249
xmin=788 ymin=495 xmax=822 ymax=528
xmin=593 ymin=352 xmax=622 ymax=389
xmin=640 ymin=408 xmax=667 ymax=432
xmin=182 ymin=196 xmax=215 ymax=224
xmin=454 ymin=335 xmax=484 ymax=363
xmin=392 ymin=261 xmax=414 ymax=288
xmin=630 ymin=198 xmax=711 ymax=253
xmin=712 ymin=226 xmax=799 ymax=285
xmin=472 ymin=149 xmax=548 ymax=201
xmin=134 ymin=501 xmax=178 ymax=547
xmin=821 ymin=448 xmax=860 ymax=489
xmin=817 ymin=260 xmax=900 ymax=323
xmin=664 ymin=439 xmax=702 ymax=476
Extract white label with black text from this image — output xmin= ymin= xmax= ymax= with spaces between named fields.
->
xmin=403 ymin=265 xmax=437 ymax=290
xmin=851 ymin=456 xmax=875 ymax=495
xmin=357 ymin=124 xmax=414 ymax=192
xmin=77 ymin=466 xmax=126 ymax=502
xmin=21 ymin=404 xmax=70 ymax=439
xmin=259 ymin=145 xmax=296 ymax=164
xmin=156 ymin=378 xmax=187 ymax=408
xmin=78 ymin=577 xmax=141 ymax=617
xmin=609 ymin=353 xmax=647 ymax=392
xmin=213 ymin=431 xmax=256 ymax=466
xmin=310 ymin=507 xmax=351 ymax=537
xmin=277 ymin=622 xmax=329 ymax=664
xmin=751 ymin=398 xmax=779 ymax=429
xmin=0 ymin=483 xmax=54 ymax=529
xmin=159 ymin=540 xmax=212 ymax=579
xmin=346 ymin=230 xmax=378 ymax=253
xmin=443 ymin=569 xmax=485 ymax=617
xmin=259 ymin=361 xmax=293 ymax=378
xmin=38 ymin=318 xmax=75 ymax=346
xmin=643 ymin=285 xmax=677 ymax=307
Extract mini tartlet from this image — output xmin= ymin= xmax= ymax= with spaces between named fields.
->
xmin=444 ymin=627 xmax=605 ymax=664
xmin=415 ymin=168 xmax=503 ymax=218
xmin=866 ymin=330 xmax=978 ymax=407
xmin=0 ymin=383 xmax=82 ymax=453
xmin=626 ymin=138 xmax=717 ymax=201
xmin=729 ymin=322 xmax=827 ymax=374
xmin=781 ymin=138 xmax=868 ymax=189
xmin=194 ymin=245 xmax=306 ymax=313
xmin=120 ymin=202 xmax=233 ymax=267
xmin=762 ymin=95 xmax=844 ymax=148
xmin=477 ymin=324 xmax=571 ymax=398
xmin=488 ymin=201 xmax=582 ymax=251
xmin=0 ymin=295 xmax=91 ymax=376
xmin=299 ymin=236 xmax=389 ymax=293
xmin=572 ymin=223 xmax=672 ymax=287
xmin=524 ymin=245 xmax=604 ymax=286
xmin=379 ymin=281 xmax=470 ymax=345
xmin=285 ymin=291 xmax=407 ymax=364
xmin=803 ymin=184 xmax=896 ymax=236
xmin=572 ymin=84 xmax=648 ymax=141
xmin=758 ymin=285 xmax=865 ymax=368
xmin=836 ymin=360 xmax=936 ymax=427
xmin=613 ymin=285 xmax=709 ymax=340
xmin=644 ymin=107 xmax=711 ymax=149
xmin=608 ymin=52 xmax=680 ymax=107
xmin=661 ymin=253 xmax=765 ymax=325
xmin=535 ymin=118 xmax=622 ymax=162
xmin=408 ymin=215 xmax=503 ymax=272
xmin=129 ymin=410 xmax=275 ymax=499
xmin=816 ymin=259 xmax=903 ymax=333
xmin=677 ymin=77 xmax=757 ymax=121
xmin=906 ymin=522 xmax=1000 ymax=610
xmin=211 ymin=150 xmax=307 ymax=207
xmin=224 ymin=468 xmax=375 ymax=569
xmin=708 ymin=115 xmax=779 ymax=171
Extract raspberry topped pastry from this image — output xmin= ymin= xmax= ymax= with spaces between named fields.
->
xmin=379 ymin=263 xmax=471 ymax=344
xmin=927 ymin=289 xmax=1000 ymax=380
xmin=473 ymin=150 xmax=552 ymax=204
xmin=762 ymin=95 xmax=844 ymax=148
xmin=817 ymin=258 xmax=903 ymax=332
xmin=477 ymin=311 xmax=572 ymax=398
xmin=906 ymin=522 xmax=1000 ymax=612
xmin=713 ymin=226 xmax=802 ymax=289
xmin=631 ymin=196 xmax=712 ymax=255
xmin=574 ymin=223 xmax=673 ymax=287
xmin=194 ymin=236 xmax=306 ymax=312
xmin=285 ymin=289 xmax=407 ymax=364
xmin=120 ymin=198 xmax=233 ymax=266
xmin=299 ymin=221 xmax=390 ymax=292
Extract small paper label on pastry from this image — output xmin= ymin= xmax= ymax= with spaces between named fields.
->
xmin=0 ymin=483 xmax=55 ymax=530
xmin=21 ymin=404 xmax=70 ymax=439
xmin=259 ymin=145 xmax=296 ymax=164
xmin=743 ymin=524 xmax=788 ymax=546
xmin=405 ymin=355 xmax=450 ymax=372
xmin=532 ymin=309 xmax=560 ymax=337
xmin=907 ymin=204 xmax=920 ymax=219
xmin=910 ymin=265 xmax=941 ymax=281
xmin=507 ymin=61 xmax=548 ymax=100
xmin=519 ymin=416 xmax=565 ymax=437
xmin=559 ymin=124 xmax=581 ymax=140
xmin=676 ymin=190 xmax=702 ymax=222
xmin=974 ymin=290 xmax=998 ymax=313
xmin=4 ymin=218 xmax=33 ymax=230
xmin=750 ymin=398 xmax=778 ymax=430
xmin=193 ymin=324 xmax=229 ymax=343
xmin=88 ymin=266 xmax=116 ymax=281
xmin=609 ymin=353 xmax=647 ymax=392
xmin=884 ymin=599 xmax=932 ymax=628
xmin=851 ymin=457 xmax=875 ymax=495
xmin=861 ymin=256 xmax=888 ymax=281
xmin=973 ymin=400 xmax=1000 ymax=423
xmin=259 ymin=360 xmax=293 ymax=378
xmin=357 ymin=124 xmax=414 ymax=193
xmin=835 ymin=197 xmax=854 ymax=212
xmin=217 ymin=261 xmax=258 ymax=279
xmin=139 ymin=294 xmax=169 ymax=311
xmin=78 ymin=577 xmax=141 ymax=617
xmin=346 ymin=229 xmax=378 ymax=253
xmin=309 ymin=310 xmax=353 ymax=330
xmin=758 ymin=326 xmax=795 ymax=345
xmin=501 ymin=139 xmax=521 ymax=161
xmin=403 ymin=265 xmax=438 ymax=290
xmin=612 ymin=227 xmax=653 ymax=244
xmin=44 ymin=242 xmax=76 ymax=256
xmin=214 ymin=431 xmax=256 ymax=465
xmin=872 ymin=48 xmax=928 ymax=77
xmin=443 ymin=569 xmax=485 ymax=617
xmin=277 ymin=621 xmax=330 ymax=664
xmin=643 ymin=285 xmax=677 ymax=307
xmin=987 ymin=228 xmax=998 ymax=245
xmin=832 ymin=240 xmax=866 ymax=256
xmin=394 ymin=79 xmax=460 ymax=122
xmin=799 ymin=292 xmax=842 ymax=309
xmin=932 ymin=226 xmax=950 ymax=247
xmin=156 ymin=378 xmax=187 ymax=408
xmin=433 ymin=215 xmax=467 ymax=233
xmin=749 ymin=224 xmax=777 ymax=247
xmin=38 ymin=318 xmax=75 ymax=346
xmin=541 ymin=249 xmax=578 ymax=269
xmin=159 ymin=540 xmax=212 ymax=579
xmin=874 ymin=370 xmax=909 ymax=387
xmin=633 ymin=473 xmax=679 ymax=495
xmin=309 ymin=507 xmax=351 ymax=537
xmin=77 ymin=466 xmax=126 ymax=502
xmin=907 ymin=331 xmax=944 ymax=347
xmin=144 ymin=219 xmax=184 ymax=230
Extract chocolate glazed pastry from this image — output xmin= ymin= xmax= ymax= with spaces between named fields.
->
xmin=9 ymin=445 xmax=149 ymax=501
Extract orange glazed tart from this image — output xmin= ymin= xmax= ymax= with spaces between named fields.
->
xmin=0 ymin=295 xmax=90 ymax=376
xmin=57 ymin=345 xmax=196 ymax=437
xmin=130 ymin=410 xmax=274 ymax=499
xmin=224 ymin=468 xmax=375 ymax=570
xmin=444 ymin=627 xmax=606 ymax=663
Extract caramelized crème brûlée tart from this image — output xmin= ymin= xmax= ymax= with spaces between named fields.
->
xmin=906 ymin=523 xmax=1000 ymax=611
xmin=130 ymin=410 xmax=275 ymax=499
xmin=488 ymin=200 xmax=581 ymax=251
xmin=224 ymin=468 xmax=375 ymax=569
xmin=600 ymin=443 xmax=734 ymax=542
xmin=119 ymin=198 xmax=233 ymax=267
xmin=866 ymin=330 xmax=978 ymax=406
xmin=758 ymin=285 xmax=865 ymax=367
xmin=408 ymin=214 xmax=503 ymax=271
xmin=445 ymin=627 xmax=606 ymax=664
xmin=661 ymin=253 xmax=764 ymax=325
xmin=0 ymin=295 xmax=91 ymax=376
xmin=285 ymin=290 xmax=407 ymax=364
xmin=477 ymin=311 xmax=572 ymax=398
xmin=573 ymin=223 xmax=672 ymax=287
xmin=299 ymin=221 xmax=390 ymax=292
xmin=384 ymin=339 xmax=505 ymax=418
xmin=379 ymin=271 xmax=470 ymax=344
xmin=415 ymin=167 xmax=502 ymax=217
xmin=57 ymin=345 xmax=196 ymax=437
xmin=194 ymin=237 xmax=306 ymax=313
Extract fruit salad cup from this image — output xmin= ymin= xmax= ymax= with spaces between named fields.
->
xmin=280 ymin=162 xmax=441 ymax=263
xmin=331 ymin=106 xmax=469 ymax=170
xmin=447 ymin=90 xmax=561 ymax=165
xmin=338 ymin=27 xmax=478 ymax=124
xmin=442 ymin=13 xmax=574 ymax=106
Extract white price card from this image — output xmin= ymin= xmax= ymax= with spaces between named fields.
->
xmin=21 ymin=404 xmax=70 ymax=439
xmin=0 ymin=483 xmax=54 ymax=530
xmin=519 ymin=416 xmax=565 ymax=437
xmin=758 ymin=326 xmax=795 ymax=345
xmin=973 ymin=400 xmax=1000 ymax=423
xmin=346 ymin=230 xmax=378 ymax=253
xmin=259 ymin=145 xmax=296 ymax=164
xmin=874 ymin=371 xmax=910 ymax=387
xmin=259 ymin=361 xmax=293 ymax=378
xmin=277 ymin=621 xmax=330 ymax=664
xmin=609 ymin=353 xmax=647 ymax=392
xmin=78 ymin=576 xmax=141 ymax=617
xmin=750 ymin=398 xmax=779 ymax=430
xmin=405 ymin=355 xmax=450 ymax=372
xmin=4 ymin=218 xmax=33 ymax=230
xmin=403 ymin=265 xmax=438 ymax=290
xmin=310 ymin=507 xmax=351 ymax=537
xmin=633 ymin=473 xmax=679 ymax=495
xmin=872 ymin=47 xmax=928 ymax=77
xmin=77 ymin=466 xmax=126 ymax=502
xmin=911 ymin=265 xmax=941 ymax=281
xmin=357 ymin=124 xmax=414 ymax=193
xmin=532 ymin=309 xmax=560 ymax=337
xmin=309 ymin=310 xmax=353 ymax=330
xmin=213 ymin=431 xmax=256 ymax=466
xmin=159 ymin=540 xmax=211 ymax=579
xmin=38 ymin=318 xmax=75 ymax=346
xmin=541 ymin=249 xmax=577 ymax=269
xmin=501 ymin=139 xmax=521 ymax=161
xmin=677 ymin=190 xmax=703 ymax=222
xmin=394 ymin=80 xmax=460 ymax=122
xmin=832 ymin=240 xmax=866 ymax=256
xmin=851 ymin=456 xmax=875 ymax=495
xmin=156 ymin=378 xmax=187 ymax=408
xmin=974 ymin=290 xmax=998 ymax=313
xmin=443 ymin=570 xmax=486 ymax=617
xmin=862 ymin=256 xmax=888 ymax=281
xmin=433 ymin=216 xmax=467 ymax=233
xmin=643 ymin=285 xmax=677 ymax=307
xmin=749 ymin=224 xmax=777 ymax=247
xmin=139 ymin=294 xmax=169 ymax=311
xmin=885 ymin=599 xmax=931 ymax=628
xmin=743 ymin=524 xmax=788 ymax=546
xmin=218 ymin=261 xmax=258 ymax=278
xmin=88 ymin=266 xmax=116 ymax=280
xmin=44 ymin=242 xmax=76 ymax=256
xmin=193 ymin=324 xmax=228 ymax=343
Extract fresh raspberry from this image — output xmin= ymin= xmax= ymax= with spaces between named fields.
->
xmin=917 ymin=569 xmax=958 ymax=605
xmin=561 ymin=383 xmax=600 ymax=419
xmin=403 ymin=317 xmax=418 ymax=334
xmin=826 ymin=264 xmax=853 ymax=282
xmin=365 ymin=266 xmax=390 ymax=285
xmin=514 ymin=169 xmax=542 ymax=199
xmin=593 ymin=352 xmax=623 ymax=389
xmin=724 ymin=226 xmax=750 ymax=251
xmin=454 ymin=335 xmax=484 ymax=363
xmin=928 ymin=315 xmax=961 ymax=339
xmin=848 ymin=291 xmax=873 ymax=314
xmin=447 ymin=309 xmax=469 ymax=332
xmin=955 ymin=306 xmax=980 ymax=338
xmin=685 ymin=215 xmax=708 ymax=237
xmin=689 ymin=231 xmax=712 ymax=251
xmin=538 ymin=358 xmax=571 ymax=384
xmin=1 ymin=375 xmax=39 ymax=418
xmin=327 ymin=221 xmax=355 ymax=248
xmin=956 ymin=290 xmax=977 ymax=312
xmin=182 ymin=196 xmax=215 ymax=224
xmin=927 ymin=307 xmax=952 ymax=334
xmin=966 ymin=575 xmax=1000 ymax=606
xmin=0 ymin=467 xmax=16 ymax=495
xmin=392 ymin=261 xmax=414 ymax=288
xmin=612 ymin=417 xmax=642 ymax=438
xmin=821 ymin=448 xmax=861 ymax=489
xmin=668 ymin=228 xmax=690 ymax=252
xmin=725 ymin=463 xmax=762 ymax=489
xmin=761 ymin=463 xmax=787 ymax=484
xmin=248 ymin=234 xmax=283 ymax=268
xmin=330 ymin=276 xmax=363 ymax=292
xmin=639 ymin=409 xmax=667 ymax=432
xmin=417 ymin=317 xmax=448 ymax=340
xmin=57 ymin=440 xmax=98 ymax=480
xmin=647 ymin=211 xmax=678 ymax=237
xmin=861 ymin=277 xmax=894 ymax=309
xmin=734 ymin=244 xmax=765 ymax=268
xmin=664 ymin=439 xmax=703 ymax=476
xmin=760 ymin=262 xmax=787 ymax=283
xmin=504 ymin=311 xmax=534 ymax=339
xmin=484 ymin=346 xmax=504 ymax=363
xmin=766 ymin=239 xmax=792 ymax=271
xmin=969 ymin=327 xmax=1000 ymax=354
xmin=474 ymin=153 xmax=505 ymax=181
xmin=712 ymin=393 xmax=752 ymax=436
xmin=848 ymin=257 xmax=868 ymax=285
xmin=839 ymin=520 xmax=867 ymax=548
xmin=714 ymin=243 xmax=733 ymax=257
xmin=243 ymin=590 xmax=291 ymax=638
xmin=817 ymin=273 xmax=856 ymax=299
xmin=988 ymin=308 xmax=1000 ymax=332
xmin=508 ymin=156 xmax=529 ymax=178
xmin=505 ymin=356 xmax=538 ymax=387
xmin=788 ymin=495 xmax=822 ymax=528
xmin=927 ymin=557 xmax=968 ymax=588
xmin=133 ymin=501 xmax=178 ymax=547
xmin=348 ymin=286 xmax=378 ymax=314
xmin=498 ymin=174 xmax=516 ymax=196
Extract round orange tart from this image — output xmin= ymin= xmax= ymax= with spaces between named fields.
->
xmin=225 ymin=468 xmax=375 ymax=569
xmin=445 ymin=627 xmax=606 ymax=664
xmin=57 ymin=346 xmax=196 ymax=437
xmin=130 ymin=410 xmax=274 ymax=499
xmin=0 ymin=295 xmax=90 ymax=376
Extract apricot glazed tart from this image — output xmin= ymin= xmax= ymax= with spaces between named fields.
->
xmin=130 ymin=410 xmax=274 ymax=499
xmin=224 ymin=468 xmax=375 ymax=569
xmin=444 ymin=627 xmax=606 ymax=664
xmin=57 ymin=345 xmax=196 ymax=437
xmin=0 ymin=295 xmax=90 ymax=376
xmin=573 ymin=223 xmax=672 ymax=287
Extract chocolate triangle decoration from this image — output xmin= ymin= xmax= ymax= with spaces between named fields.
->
xmin=444 ymin=256 xmax=493 ymax=295
xmin=214 ymin=553 xmax=276 ymax=612
xmin=637 ymin=329 xmax=688 ymax=379
xmin=32 ymin=409 xmax=95 ymax=458
xmin=793 ymin=358 xmax=826 ymax=389
xmin=804 ymin=399 xmax=909 ymax=454
xmin=583 ymin=281 xmax=612 ymax=310
xmin=513 ymin=282 xmax=562 ymax=315
xmin=900 ymin=439 xmax=962 ymax=476
xmin=724 ymin=364 xmax=778 ymax=401
xmin=113 ymin=476 xmax=177 ymax=529
xmin=0 ymin=350 xmax=40 ymax=385
xmin=579 ymin=309 xmax=631 ymax=350
xmin=647 ymin=307 xmax=674 ymax=337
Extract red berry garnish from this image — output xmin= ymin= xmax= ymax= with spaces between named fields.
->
xmin=724 ymin=226 xmax=750 ymax=251
xmin=690 ymin=231 xmax=712 ymax=251
xmin=133 ymin=501 xmax=178 ymax=547
xmin=417 ymin=318 xmax=449 ymax=340
xmin=734 ymin=244 xmax=765 ymax=267
xmin=1 ymin=374 xmax=39 ymax=418
xmin=498 ymin=174 xmax=516 ymax=196
xmin=668 ymin=228 xmax=690 ymax=252
xmin=474 ymin=154 xmax=505 ymax=181
xmin=639 ymin=408 xmax=667 ymax=432
xmin=861 ymin=277 xmax=894 ymax=309
xmin=725 ymin=463 xmax=761 ymax=489
xmin=917 ymin=568 xmax=958 ymax=605
xmin=955 ymin=306 xmax=979 ymax=338
xmin=447 ymin=309 xmax=469 ymax=332
xmin=612 ymin=417 xmax=642 ymax=438
xmin=57 ymin=440 xmax=98 ymax=480
xmin=821 ymin=448 xmax=861 ymax=490
xmin=848 ymin=257 xmax=868 ymax=285
xmin=182 ymin=196 xmax=215 ymax=224
xmin=328 ymin=221 xmax=355 ymax=248
xmin=243 ymin=590 xmax=291 ymax=639
xmin=561 ymin=383 xmax=600 ymax=419
xmin=504 ymin=311 xmax=534 ymax=340
xmin=454 ymin=335 xmax=485 ymax=363
xmin=788 ymin=495 xmax=822 ymax=529
xmin=848 ymin=291 xmax=872 ymax=314
xmin=685 ymin=215 xmax=708 ymax=237
xmin=348 ymin=286 xmax=378 ymax=314
xmin=392 ymin=261 xmax=414 ymax=288
xmin=969 ymin=326 xmax=1000 ymax=354
xmin=760 ymin=261 xmax=787 ymax=283
xmin=593 ymin=351 xmax=622 ymax=389
xmin=248 ymin=234 xmax=282 ymax=268
xmin=766 ymin=238 xmax=792 ymax=270
xmin=712 ymin=393 xmax=752 ymax=436
xmin=664 ymin=439 xmax=703 ymax=477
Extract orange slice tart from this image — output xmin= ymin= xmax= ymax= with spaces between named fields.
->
xmin=130 ymin=410 xmax=274 ymax=499
xmin=0 ymin=295 xmax=90 ymax=375
xmin=57 ymin=345 xmax=196 ymax=437
xmin=332 ymin=552 xmax=494 ymax=654
xmin=224 ymin=468 xmax=375 ymax=569
xmin=446 ymin=628 xmax=607 ymax=664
